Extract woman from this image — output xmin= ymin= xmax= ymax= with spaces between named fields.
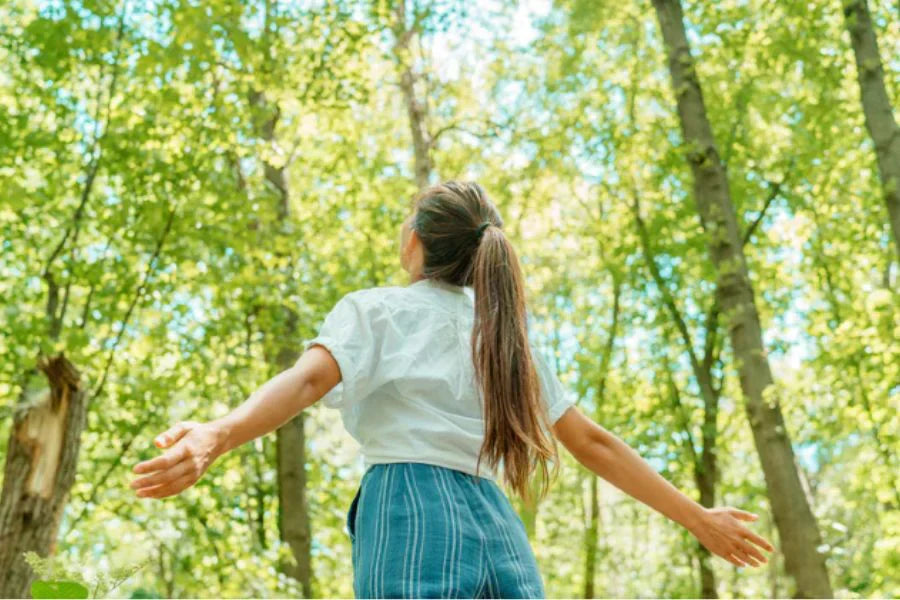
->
xmin=131 ymin=181 xmax=774 ymax=598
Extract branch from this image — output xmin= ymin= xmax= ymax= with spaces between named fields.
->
xmin=629 ymin=190 xmax=702 ymax=374
xmin=664 ymin=359 xmax=700 ymax=476
xmin=41 ymin=7 xmax=126 ymax=331
xmin=62 ymin=421 xmax=150 ymax=535
xmin=597 ymin=276 xmax=623 ymax=402
xmin=89 ymin=204 xmax=176 ymax=404
xmin=742 ymin=175 xmax=785 ymax=244
xmin=701 ymin=299 xmax=719 ymax=373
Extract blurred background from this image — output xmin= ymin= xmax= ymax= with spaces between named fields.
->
xmin=1 ymin=0 xmax=898 ymax=597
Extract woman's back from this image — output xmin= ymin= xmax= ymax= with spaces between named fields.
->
xmin=303 ymin=277 xmax=573 ymax=482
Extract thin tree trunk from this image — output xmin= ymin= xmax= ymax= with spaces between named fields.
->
xmin=276 ymin=403 xmax=312 ymax=596
xmin=393 ymin=0 xmax=433 ymax=189
xmin=583 ymin=476 xmax=600 ymax=599
xmin=844 ymin=0 xmax=900 ymax=261
xmin=632 ymin=203 xmax=722 ymax=597
xmin=650 ymin=1 xmax=832 ymax=597
xmin=695 ymin=455 xmax=717 ymax=598
xmin=582 ymin=276 xmax=621 ymax=598
xmin=622 ymin=42 xmax=726 ymax=592
xmin=250 ymin=88 xmax=313 ymax=598
xmin=0 ymin=356 xmax=87 ymax=598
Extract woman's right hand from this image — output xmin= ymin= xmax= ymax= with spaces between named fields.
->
xmin=130 ymin=420 xmax=227 ymax=499
xmin=689 ymin=507 xmax=776 ymax=568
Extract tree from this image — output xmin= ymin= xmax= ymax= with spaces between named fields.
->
xmin=843 ymin=0 xmax=900 ymax=261
xmin=649 ymin=0 xmax=832 ymax=596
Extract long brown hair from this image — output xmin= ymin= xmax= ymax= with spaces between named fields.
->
xmin=410 ymin=180 xmax=559 ymax=501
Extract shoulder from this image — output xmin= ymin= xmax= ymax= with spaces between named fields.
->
xmin=343 ymin=284 xmax=407 ymax=304
xmin=337 ymin=284 xmax=409 ymax=317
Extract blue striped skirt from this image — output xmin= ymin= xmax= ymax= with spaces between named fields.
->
xmin=346 ymin=462 xmax=545 ymax=599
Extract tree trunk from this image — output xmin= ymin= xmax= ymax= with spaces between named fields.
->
xmin=0 ymin=355 xmax=87 ymax=598
xmin=0 ymin=21 xmax=125 ymax=594
xmin=650 ymin=1 xmax=833 ymax=597
xmin=583 ymin=476 xmax=600 ymax=599
xmin=844 ymin=0 xmax=900 ymax=261
xmin=582 ymin=276 xmax=621 ymax=599
xmin=276 ymin=385 xmax=312 ymax=598
xmin=393 ymin=1 xmax=433 ymax=190
xmin=695 ymin=456 xmax=717 ymax=598
xmin=633 ymin=207 xmax=721 ymax=597
xmin=694 ymin=360 xmax=719 ymax=598
xmin=250 ymin=88 xmax=313 ymax=598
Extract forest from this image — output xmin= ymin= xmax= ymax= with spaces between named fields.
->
xmin=0 ymin=0 xmax=898 ymax=598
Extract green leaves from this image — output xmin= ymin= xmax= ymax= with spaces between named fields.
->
xmin=1 ymin=0 xmax=897 ymax=598
xmin=31 ymin=581 xmax=89 ymax=599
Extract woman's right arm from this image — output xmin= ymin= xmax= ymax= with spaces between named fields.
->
xmin=130 ymin=345 xmax=341 ymax=499
xmin=552 ymin=405 xmax=774 ymax=568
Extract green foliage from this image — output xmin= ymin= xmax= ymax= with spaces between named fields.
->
xmin=1 ymin=0 xmax=897 ymax=598
xmin=24 ymin=551 xmax=149 ymax=598
xmin=31 ymin=581 xmax=89 ymax=600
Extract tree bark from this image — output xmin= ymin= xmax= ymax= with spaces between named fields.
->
xmin=650 ymin=1 xmax=832 ymax=597
xmin=0 ymin=355 xmax=87 ymax=598
xmin=844 ymin=0 xmax=900 ymax=261
xmin=250 ymin=88 xmax=313 ymax=598
xmin=276 ymin=354 xmax=313 ymax=598
xmin=695 ymin=447 xmax=717 ymax=599
xmin=393 ymin=1 xmax=433 ymax=189
xmin=583 ymin=476 xmax=600 ymax=599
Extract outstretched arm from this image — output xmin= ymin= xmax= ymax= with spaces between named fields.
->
xmin=130 ymin=345 xmax=340 ymax=499
xmin=552 ymin=405 xmax=775 ymax=568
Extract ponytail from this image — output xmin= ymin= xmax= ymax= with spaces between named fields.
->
xmin=412 ymin=181 xmax=559 ymax=501
xmin=470 ymin=224 xmax=558 ymax=501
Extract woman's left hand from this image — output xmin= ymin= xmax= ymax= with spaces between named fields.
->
xmin=689 ymin=507 xmax=776 ymax=568
xmin=130 ymin=420 xmax=225 ymax=499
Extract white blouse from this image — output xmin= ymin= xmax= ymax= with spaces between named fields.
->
xmin=301 ymin=277 xmax=575 ymax=481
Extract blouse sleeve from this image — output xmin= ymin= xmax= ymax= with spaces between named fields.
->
xmin=531 ymin=345 xmax=575 ymax=425
xmin=301 ymin=291 xmax=382 ymax=410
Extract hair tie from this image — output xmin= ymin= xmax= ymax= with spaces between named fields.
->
xmin=477 ymin=221 xmax=491 ymax=238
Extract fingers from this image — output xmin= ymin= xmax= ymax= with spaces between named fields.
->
xmin=133 ymin=442 xmax=188 ymax=475
xmin=729 ymin=508 xmax=759 ymax=522
xmin=724 ymin=552 xmax=746 ymax=568
xmin=154 ymin=421 xmax=197 ymax=449
xmin=739 ymin=540 xmax=768 ymax=565
xmin=742 ymin=528 xmax=776 ymax=553
xmin=726 ymin=550 xmax=758 ymax=568
xmin=734 ymin=545 xmax=764 ymax=567
xmin=131 ymin=458 xmax=193 ymax=493
xmin=134 ymin=472 xmax=197 ymax=499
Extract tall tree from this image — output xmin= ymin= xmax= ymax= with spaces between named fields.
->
xmin=582 ymin=274 xmax=622 ymax=599
xmin=631 ymin=196 xmax=724 ymax=598
xmin=843 ymin=0 xmax=900 ymax=261
xmin=250 ymin=86 xmax=313 ymax=596
xmin=649 ymin=0 xmax=832 ymax=596
xmin=391 ymin=0 xmax=436 ymax=189
xmin=244 ymin=4 xmax=369 ymax=593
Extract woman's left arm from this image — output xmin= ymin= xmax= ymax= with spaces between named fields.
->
xmin=130 ymin=345 xmax=340 ymax=499
xmin=552 ymin=405 xmax=775 ymax=568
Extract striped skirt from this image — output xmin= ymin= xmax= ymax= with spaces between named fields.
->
xmin=346 ymin=462 xmax=545 ymax=599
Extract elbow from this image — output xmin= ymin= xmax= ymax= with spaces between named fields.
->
xmin=555 ymin=406 xmax=617 ymax=470
xmin=296 ymin=373 xmax=327 ymax=411
xmin=571 ymin=425 xmax=619 ymax=477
